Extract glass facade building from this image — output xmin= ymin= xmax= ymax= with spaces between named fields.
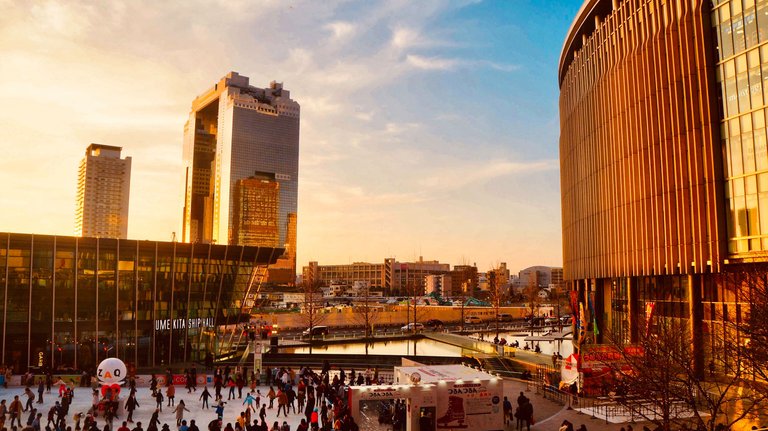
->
xmin=0 ymin=232 xmax=282 ymax=372
xmin=182 ymin=72 xmax=299 ymax=282
xmin=559 ymin=0 xmax=768 ymax=382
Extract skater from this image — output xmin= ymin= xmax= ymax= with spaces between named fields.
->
xmin=267 ymin=387 xmax=275 ymax=409
xmin=276 ymin=388 xmax=287 ymax=418
xmin=154 ymin=390 xmax=164 ymax=412
xmin=173 ymin=400 xmax=190 ymax=426
xmin=37 ymin=379 xmax=45 ymax=404
xmin=149 ymin=375 xmax=158 ymax=396
xmin=259 ymin=404 xmax=266 ymax=423
xmin=243 ymin=393 xmax=256 ymax=412
xmin=126 ymin=394 xmax=139 ymax=423
xmin=215 ymin=401 xmax=226 ymax=421
xmin=24 ymin=387 xmax=35 ymax=412
xmin=200 ymin=387 xmax=212 ymax=409
xmin=148 ymin=409 xmax=160 ymax=431
xmin=167 ymin=384 xmax=176 ymax=406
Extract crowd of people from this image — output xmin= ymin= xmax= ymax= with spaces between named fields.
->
xmin=0 ymin=363 xmax=368 ymax=431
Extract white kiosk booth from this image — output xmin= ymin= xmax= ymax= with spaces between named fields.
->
xmin=349 ymin=364 xmax=503 ymax=431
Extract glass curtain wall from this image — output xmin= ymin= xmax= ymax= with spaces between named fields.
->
xmin=0 ymin=233 xmax=276 ymax=372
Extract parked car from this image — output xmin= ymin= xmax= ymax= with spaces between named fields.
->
xmin=544 ymin=317 xmax=559 ymax=325
xmin=560 ymin=314 xmax=573 ymax=324
xmin=497 ymin=313 xmax=513 ymax=322
xmin=464 ymin=315 xmax=482 ymax=324
xmin=424 ymin=319 xmax=444 ymax=328
xmin=302 ymin=326 xmax=329 ymax=337
xmin=528 ymin=316 xmax=545 ymax=326
xmin=401 ymin=323 xmax=425 ymax=332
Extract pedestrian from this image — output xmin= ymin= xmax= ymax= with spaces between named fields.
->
xmin=520 ymin=399 xmax=534 ymax=431
xmin=180 ymin=420 xmax=189 ymax=431
xmin=188 ymin=420 xmax=199 ymax=431
xmin=117 ymin=421 xmax=130 ymax=431
xmin=173 ymin=400 xmax=190 ymax=426
xmin=200 ymin=387 xmax=211 ymax=409
xmin=270 ymin=422 xmax=279 ymax=431
xmin=503 ymin=396 xmax=512 ymax=426
xmin=132 ymin=422 xmax=143 ymax=431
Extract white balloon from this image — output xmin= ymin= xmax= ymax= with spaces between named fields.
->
xmin=97 ymin=358 xmax=127 ymax=384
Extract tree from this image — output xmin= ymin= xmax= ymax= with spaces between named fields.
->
xmin=522 ymin=285 xmax=541 ymax=320
xmin=299 ymin=280 xmax=327 ymax=342
xmin=487 ymin=268 xmax=507 ymax=338
xmin=352 ymin=283 xmax=380 ymax=339
xmin=596 ymin=315 xmax=768 ymax=431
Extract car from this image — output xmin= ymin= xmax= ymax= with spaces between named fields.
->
xmin=544 ymin=317 xmax=559 ymax=325
xmin=560 ymin=314 xmax=573 ymax=324
xmin=497 ymin=313 xmax=513 ymax=322
xmin=401 ymin=323 xmax=425 ymax=332
xmin=424 ymin=319 xmax=444 ymax=328
xmin=528 ymin=316 xmax=545 ymax=326
xmin=302 ymin=326 xmax=329 ymax=337
xmin=464 ymin=315 xmax=482 ymax=324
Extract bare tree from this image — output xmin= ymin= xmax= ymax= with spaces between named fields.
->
xmin=299 ymin=280 xmax=327 ymax=342
xmin=522 ymin=285 xmax=541 ymax=320
xmin=487 ymin=268 xmax=508 ymax=338
xmin=596 ymin=315 xmax=768 ymax=431
xmin=352 ymin=283 xmax=380 ymax=339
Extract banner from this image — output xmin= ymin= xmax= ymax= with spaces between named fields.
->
xmin=436 ymin=380 xmax=503 ymax=430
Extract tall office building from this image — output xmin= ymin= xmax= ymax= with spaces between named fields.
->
xmin=182 ymin=72 xmax=299 ymax=282
xmin=74 ymin=144 xmax=131 ymax=239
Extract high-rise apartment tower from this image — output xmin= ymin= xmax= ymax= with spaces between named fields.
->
xmin=74 ymin=144 xmax=132 ymax=239
xmin=182 ymin=72 xmax=299 ymax=281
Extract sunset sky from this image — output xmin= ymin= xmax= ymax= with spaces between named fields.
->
xmin=0 ymin=0 xmax=582 ymax=273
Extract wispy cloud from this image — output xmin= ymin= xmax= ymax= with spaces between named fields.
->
xmin=406 ymin=54 xmax=458 ymax=70
xmin=420 ymin=159 xmax=559 ymax=190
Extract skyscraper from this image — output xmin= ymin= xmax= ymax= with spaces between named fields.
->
xmin=74 ymin=144 xmax=131 ymax=239
xmin=182 ymin=72 xmax=299 ymax=282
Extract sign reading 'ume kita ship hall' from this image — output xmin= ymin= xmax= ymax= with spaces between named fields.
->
xmin=155 ymin=317 xmax=215 ymax=331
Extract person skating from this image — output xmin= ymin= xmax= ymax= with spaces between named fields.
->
xmin=149 ymin=375 xmax=158 ymax=397
xmin=37 ymin=379 xmax=44 ymax=404
xmin=174 ymin=400 xmax=190 ymax=426
xmin=243 ymin=394 xmax=256 ymax=412
xmin=154 ymin=390 xmax=164 ymax=412
xmin=200 ymin=387 xmax=212 ymax=409
xmin=125 ymin=394 xmax=139 ymax=423
xmin=266 ymin=387 xmax=275 ymax=409
xmin=23 ymin=387 xmax=35 ymax=412
xmin=167 ymin=384 xmax=176 ymax=407
xmin=276 ymin=389 xmax=287 ymax=418
xmin=215 ymin=401 xmax=226 ymax=421
xmin=10 ymin=395 xmax=23 ymax=428
xmin=258 ymin=405 xmax=266 ymax=424
xmin=147 ymin=410 xmax=160 ymax=431
xmin=227 ymin=378 xmax=237 ymax=401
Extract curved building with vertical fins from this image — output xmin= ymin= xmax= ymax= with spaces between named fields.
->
xmin=560 ymin=0 xmax=768 ymax=391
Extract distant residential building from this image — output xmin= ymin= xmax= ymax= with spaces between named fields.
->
xmin=512 ymin=266 xmax=564 ymax=292
xmin=75 ymin=144 xmax=131 ymax=239
xmin=425 ymin=274 xmax=452 ymax=297
xmin=303 ymin=257 xmax=450 ymax=295
xmin=449 ymin=265 xmax=478 ymax=296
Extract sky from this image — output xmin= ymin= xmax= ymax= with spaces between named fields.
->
xmin=0 ymin=0 xmax=583 ymax=274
